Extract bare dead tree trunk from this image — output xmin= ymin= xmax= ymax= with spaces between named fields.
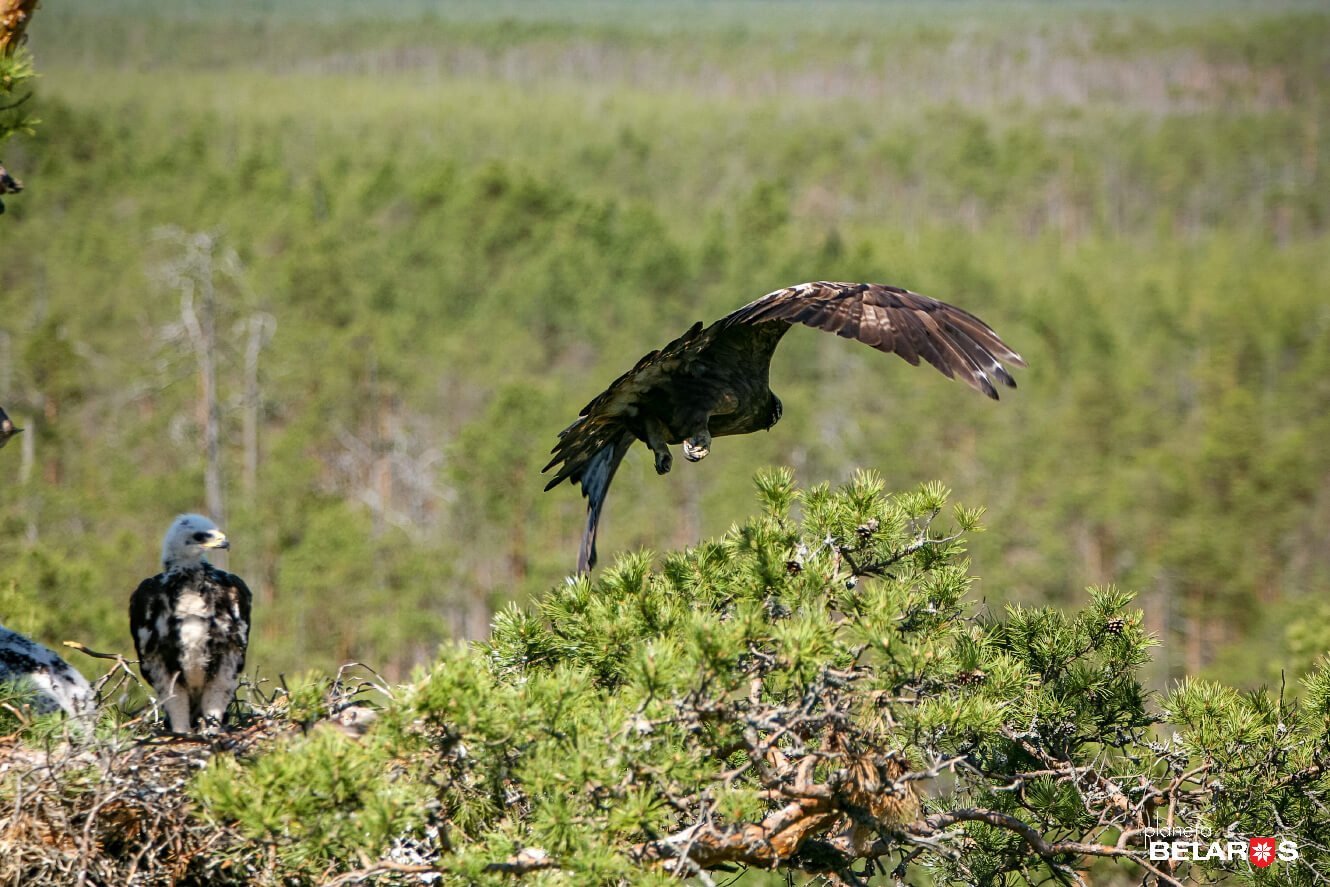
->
xmin=373 ymin=415 xmax=392 ymax=541
xmin=0 ymin=330 xmax=10 ymax=396
xmin=242 ymin=313 xmax=275 ymax=505
xmin=181 ymin=279 xmax=222 ymax=520
xmin=366 ymin=349 xmax=386 ymax=538
xmin=507 ymin=469 xmax=527 ymax=583
xmin=173 ymin=232 xmax=225 ymax=526
xmin=1184 ymin=582 xmax=1203 ymax=676
xmin=19 ymin=405 xmax=34 ymax=542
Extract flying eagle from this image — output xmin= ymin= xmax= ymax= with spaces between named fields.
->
xmin=129 ymin=514 xmax=252 ymax=734
xmin=543 ymin=281 xmax=1025 ymax=572
xmin=0 ymin=623 xmax=94 ymax=717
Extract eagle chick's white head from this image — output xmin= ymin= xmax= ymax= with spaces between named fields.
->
xmin=162 ymin=513 xmax=230 ymax=569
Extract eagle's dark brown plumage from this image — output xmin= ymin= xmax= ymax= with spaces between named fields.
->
xmin=543 ymin=281 xmax=1026 ymax=573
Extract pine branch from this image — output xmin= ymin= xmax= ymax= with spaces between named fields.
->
xmin=0 ymin=0 xmax=38 ymax=57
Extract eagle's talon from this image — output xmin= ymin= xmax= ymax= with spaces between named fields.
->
xmin=683 ymin=439 xmax=710 ymax=462
xmin=654 ymin=450 xmax=672 ymax=474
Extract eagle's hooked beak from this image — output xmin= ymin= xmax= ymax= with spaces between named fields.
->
xmin=202 ymin=532 xmax=230 ymax=551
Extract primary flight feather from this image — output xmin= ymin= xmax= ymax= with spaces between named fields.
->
xmin=543 ymin=281 xmax=1026 ymax=573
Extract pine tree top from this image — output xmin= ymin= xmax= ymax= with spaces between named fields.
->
xmin=4 ymin=470 xmax=1329 ymax=885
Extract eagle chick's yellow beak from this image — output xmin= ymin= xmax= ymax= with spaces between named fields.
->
xmin=202 ymin=532 xmax=230 ymax=550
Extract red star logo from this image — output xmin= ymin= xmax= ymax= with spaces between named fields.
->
xmin=1249 ymin=837 xmax=1276 ymax=867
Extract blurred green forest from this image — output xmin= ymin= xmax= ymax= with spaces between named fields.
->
xmin=1 ymin=0 xmax=1327 ymax=689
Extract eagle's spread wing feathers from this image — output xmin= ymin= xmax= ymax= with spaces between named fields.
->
xmin=722 ymin=281 xmax=1025 ymax=399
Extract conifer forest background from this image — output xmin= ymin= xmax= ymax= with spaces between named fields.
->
xmin=3 ymin=0 xmax=1329 ymax=694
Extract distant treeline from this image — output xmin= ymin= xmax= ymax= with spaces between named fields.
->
xmin=0 ymin=0 xmax=1326 ymax=689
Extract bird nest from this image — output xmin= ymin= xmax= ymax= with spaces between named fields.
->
xmin=0 ymin=660 xmax=386 ymax=886
xmin=0 ymin=730 xmax=253 ymax=885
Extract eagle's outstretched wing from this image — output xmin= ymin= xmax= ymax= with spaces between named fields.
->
xmin=721 ymin=281 xmax=1025 ymax=399
xmin=543 ymin=321 xmax=723 ymax=572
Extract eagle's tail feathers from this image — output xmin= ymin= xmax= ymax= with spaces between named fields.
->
xmin=576 ymin=433 xmax=633 ymax=573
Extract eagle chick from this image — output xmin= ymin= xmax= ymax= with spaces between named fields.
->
xmin=0 ymin=624 xmax=94 ymax=718
xmin=129 ymin=514 xmax=252 ymax=734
